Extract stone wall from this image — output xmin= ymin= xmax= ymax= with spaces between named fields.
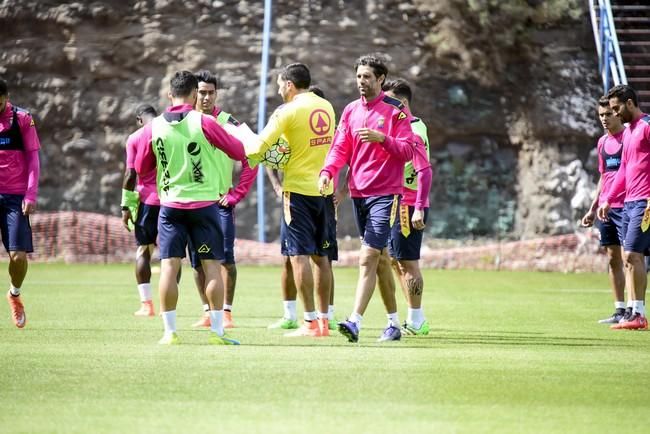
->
xmin=0 ymin=0 xmax=603 ymax=241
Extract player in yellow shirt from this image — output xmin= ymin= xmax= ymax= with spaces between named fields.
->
xmin=247 ymin=63 xmax=336 ymax=337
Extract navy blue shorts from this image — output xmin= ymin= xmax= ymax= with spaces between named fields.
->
xmin=189 ymin=204 xmax=235 ymax=268
xmin=218 ymin=205 xmax=236 ymax=264
xmin=389 ymin=206 xmax=428 ymax=260
xmin=325 ymin=195 xmax=338 ymax=261
xmin=158 ymin=204 xmax=224 ymax=262
xmin=0 ymin=194 xmax=33 ymax=253
xmin=281 ymin=192 xmax=331 ymax=257
xmin=622 ymin=200 xmax=650 ymax=254
xmin=352 ymin=195 xmax=399 ymax=250
xmin=596 ymin=207 xmax=624 ymax=247
xmin=134 ymin=203 xmax=160 ymax=246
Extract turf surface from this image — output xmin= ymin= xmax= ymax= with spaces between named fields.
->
xmin=1 ymin=263 xmax=649 ymax=433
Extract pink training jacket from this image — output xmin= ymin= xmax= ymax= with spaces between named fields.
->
xmin=401 ymin=135 xmax=432 ymax=209
xmin=606 ymin=113 xmax=650 ymax=204
xmin=133 ymin=104 xmax=246 ymax=210
xmin=597 ymin=130 xmax=624 ymax=208
xmin=321 ymin=91 xmax=415 ymax=198
xmin=126 ymin=125 xmax=160 ymax=206
xmin=0 ymin=102 xmax=41 ymax=203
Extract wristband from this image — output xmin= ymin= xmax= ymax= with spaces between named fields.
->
xmin=120 ymin=189 xmax=140 ymax=231
xmin=120 ymin=189 xmax=139 ymax=208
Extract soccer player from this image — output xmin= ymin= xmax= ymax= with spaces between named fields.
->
xmin=133 ymin=70 xmax=246 ymax=345
xmin=382 ymin=78 xmax=433 ymax=335
xmin=190 ymin=70 xmax=258 ymax=329
xmin=122 ymin=104 xmax=159 ymax=317
xmin=318 ymin=54 xmax=416 ymax=343
xmin=581 ymin=96 xmax=628 ymax=324
xmin=266 ymin=84 xmax=338 ymax=331
xmin=247 ymin=63 xmax=336 ymax=337
xmin=0 ymin=78 xmax=41 ymax=329
xmin=598 ymin=84 xmax=650 ymax=330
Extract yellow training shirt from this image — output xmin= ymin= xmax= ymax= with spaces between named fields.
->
xmin=257 ymin=92 xmax=335 ymax=196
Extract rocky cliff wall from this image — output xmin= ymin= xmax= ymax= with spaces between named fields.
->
xmin=0 ymin=0 xmax=601 ymax=241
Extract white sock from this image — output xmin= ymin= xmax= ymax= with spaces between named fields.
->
xmin=627 ymin=299 xmax=634 ymax=309
xmin=387 ymin=312 xmax=400 ymax=328
xmin=224 ymin=304 xmax=232 ymax=312
xmin=349 ymin=312 xmax=363 ymax=330
xmin=161 ymin=310 xmax=177 ymax=334
xmin=633 ymin=300 xmax=645 ymax=317
xmin=304 ymin=311 xmax=317 ymax=321
xmin=614 ymin=301 xmax=626 ymax=310
xmin=283 ymin=300 xmax=297 ymax=321
xmin=408 ymin=308 xmax=424 ymax=328
xmin=202 ymin=303 xmax=210 ymax=313
xmin=328 ymin=305 xmax=335 ymax=320
xmin=317 ymin=311 xmax=328 ymax=320
xmin=209 ymin=310 xmax=224 ymax=335
xmin=9 ymin=285 xmax=20 ymax=296
xmin=137 ymin=283 xmax=152 ymax=302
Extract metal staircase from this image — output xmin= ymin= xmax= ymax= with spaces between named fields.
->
xmin=590 ymin=0 xmax=650 ymax=111
xmin=612 ymin=1 xmax=650 ymax=111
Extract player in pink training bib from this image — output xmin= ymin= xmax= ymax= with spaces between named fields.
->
xmin=0 ymin=78 xmax=41 ymax=329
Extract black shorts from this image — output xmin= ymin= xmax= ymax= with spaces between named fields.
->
xmin=389 ymin=206 xmax=428 ymax=261
xmin=134 ymin=203 xmax=160 ymax=246
xmin=596 ymin=207 xmax=623 ymax=247
xmin=352 ymin=195 xmax=399 ymax=250
xmin=0 ymin=194 xmax=33 ymax=253
xmin=158 ymin=204 xmax=224 ymax=262
xmin=280 ymin=192 xmax=331 ymax=257
xmin=189 ymin=204 xmax=235 ymax=268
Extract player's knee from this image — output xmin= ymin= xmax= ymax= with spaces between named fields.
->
xmin=608 ymin=254 xmax=623 ymax=270
xmin=9 ymin=251 xmax=27 ymax=264
xmin=224 ymin=262 xmax=237 ymax=278
xmin=136 ymin=244 xmax=154 ymax=260
xmin=359 ymin=247 xmax=380 ymax=267
xmin=624 ymin=252 xmax=644 ymax=269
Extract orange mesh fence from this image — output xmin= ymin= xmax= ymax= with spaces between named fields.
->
xmin=0 ymin=212 xmax=608 ymax=272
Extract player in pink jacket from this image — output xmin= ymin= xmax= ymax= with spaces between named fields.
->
xmin=598 ymin=84 xmax=650 ymax=330
xmin=319 ymin=55 xmax=416 ymax=343
xmin=0 ymin=78 xmax=41 ymax=329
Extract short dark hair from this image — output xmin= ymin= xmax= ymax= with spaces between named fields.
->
xmin=135 ymin=104 xmax=157 ymax=118
xmin=597 ymin=95 xmax=610 ymax=109
xmin=280 ymin=63 xmax=311 ymax=90
xmin=170 ymin=71 xmax=198 ymax=98
xmin=607 ymin=84 xmax=638 ymax=107
xmin=0 ymin=78 xmax=7 ymax=96
xmin=195 ymin=70 xmax=219 ymax=89
xmin=309 ymin=85 xmax=325 ymax=99
xmin=382 ymin=78 xmax=412 ymax=104
xmin=354 ymin=54 xmax=388 ymax=80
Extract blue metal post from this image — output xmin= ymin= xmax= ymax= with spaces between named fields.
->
xmin=256 ymin=0 xmax=272 ymax=242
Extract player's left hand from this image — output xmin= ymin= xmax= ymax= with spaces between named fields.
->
xmin=22 ymin=200 xmax=35 ymax=216
xmin=121 ymin=210 xmax=133 ymax=231
xmin=355 ymin=128 xmax=385 ymax=144
xmin=597 ymin=203 xmax=611 ymax=221
xmin=318 ymin=175 xmax=331 ymax=195
xmin=412 ymin=208 xmax=425 ymax=230
xmin=218 ymin=195 xmax=232 ymax=207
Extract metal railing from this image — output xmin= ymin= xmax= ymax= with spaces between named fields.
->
xmin=590 ymin=0 xmax=628 ymax=92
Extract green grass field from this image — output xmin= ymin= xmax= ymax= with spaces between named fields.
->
xmin=1 ymin=263 xmax=649 ymax=434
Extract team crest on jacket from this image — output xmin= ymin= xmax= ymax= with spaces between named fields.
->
xmin=377 ymin=117 xmax=385 ymax=129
